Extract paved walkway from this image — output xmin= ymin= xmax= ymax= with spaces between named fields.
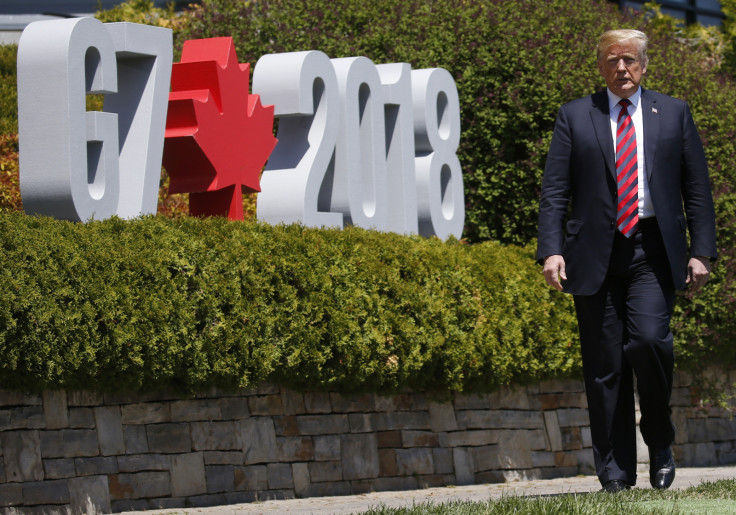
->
xmin=122 ymin=465 xmax=736 ymax=514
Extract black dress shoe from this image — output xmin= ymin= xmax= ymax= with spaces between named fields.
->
xmin=600 ymin=480 xmax=631 ymax=493
xmin=649 ymin=447 xmax=676 ymax=489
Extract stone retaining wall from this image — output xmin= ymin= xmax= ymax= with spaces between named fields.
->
xmin=0 ymin=371 xmax=733 ymax=513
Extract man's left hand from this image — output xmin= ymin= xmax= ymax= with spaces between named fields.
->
xmin=686 ymin=256 xmax=712 ymax=292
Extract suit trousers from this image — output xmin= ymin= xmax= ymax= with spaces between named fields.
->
xmin=573 ymin=217 xmax=676 ymax=486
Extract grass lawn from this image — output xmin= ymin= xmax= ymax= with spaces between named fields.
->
xmin=362 ymin=479 xmax=736 ymax=514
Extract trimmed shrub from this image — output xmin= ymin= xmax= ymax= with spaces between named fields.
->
xmin=0 ymin=213 xmax=579 ymax=394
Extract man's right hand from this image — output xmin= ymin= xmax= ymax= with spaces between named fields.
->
xmin=543 ymin=255 xmax=567 ymax=291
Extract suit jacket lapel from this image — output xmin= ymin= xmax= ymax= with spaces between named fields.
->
xmin=589 ymin=90 xmax=616 ymax=181
xmin=640 ymin=88 xmax=659 ymax=182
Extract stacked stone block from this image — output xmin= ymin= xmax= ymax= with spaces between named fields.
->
xmin=0 ymin=372 xmax=734 ymax=512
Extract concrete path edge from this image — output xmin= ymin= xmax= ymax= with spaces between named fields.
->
xmin=119 ymin=465 xmax=736 ymax=514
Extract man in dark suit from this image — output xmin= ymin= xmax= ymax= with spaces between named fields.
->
xmin=537 ymin=29 xmax=717 ymax=493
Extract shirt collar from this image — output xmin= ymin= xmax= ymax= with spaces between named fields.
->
xmin=607 ymin=87 xmax=641 ymax=112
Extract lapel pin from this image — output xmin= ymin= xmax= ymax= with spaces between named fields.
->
xmin=652 ymin=107 xmax=658 ymax=113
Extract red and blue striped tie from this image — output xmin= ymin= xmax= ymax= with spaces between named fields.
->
xmin=616 ymin=99 xmax=638 ymax=237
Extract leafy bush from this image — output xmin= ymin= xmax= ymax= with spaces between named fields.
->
xmin=0 ymin=213 xmax=579 ymax=393
xmin=0 ymin=44 xmax=17 ymax=135
xmin=0 ymin=133 xmax=20 ymax=213
xmin=94 ymin=0 xmax=186 ymax=31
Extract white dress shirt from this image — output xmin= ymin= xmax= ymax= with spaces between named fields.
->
xmin=607 ymin=87 xmax=654 ymax=219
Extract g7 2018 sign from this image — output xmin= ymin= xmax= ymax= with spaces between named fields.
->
xmin=17 ymin=18 xmax=464 ymax=239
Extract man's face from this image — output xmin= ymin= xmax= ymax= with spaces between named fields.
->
xmin=597 ymin=40 xmax=647 ymax=99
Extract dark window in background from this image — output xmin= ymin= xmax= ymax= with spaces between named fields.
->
xmin=0 ymin=1 xmax=191 ymax=15
xmin=611 ymin=0 xmax=724 ymax=26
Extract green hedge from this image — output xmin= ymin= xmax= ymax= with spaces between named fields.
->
xmin=0 ymin=213 xmax=579 ymax=394
xmin=0 ymin=211 xmax=731 ymax=394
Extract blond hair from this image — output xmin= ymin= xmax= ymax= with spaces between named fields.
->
xmin=597 ymin=29 xmax=648 ymax=67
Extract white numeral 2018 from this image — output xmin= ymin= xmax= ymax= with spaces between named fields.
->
xmin=253 ymin=51 xmax=463 ymax=240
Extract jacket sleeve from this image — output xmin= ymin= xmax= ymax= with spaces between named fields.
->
xmin=536 ymin=106 xmax=572 ymax=264
xmin=680 ymin=102 xmax=718 ymax=260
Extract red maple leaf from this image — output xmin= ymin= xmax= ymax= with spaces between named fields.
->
xmin=162 ymin=37 xmax=277 ymax=220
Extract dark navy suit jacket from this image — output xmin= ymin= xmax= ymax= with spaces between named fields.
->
xmin=537 ymin=88 xmax=717 ymax=296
